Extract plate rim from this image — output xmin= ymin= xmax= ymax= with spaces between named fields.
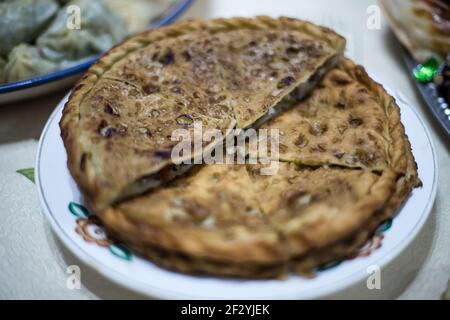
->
xmin=35 ymin=92 xmax=439 ymax=300
xmin=0 ymin=0 xmax=194 ymax=94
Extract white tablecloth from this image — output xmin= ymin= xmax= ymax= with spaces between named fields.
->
xmin=0 ymin=0 xmax=449 ymax=299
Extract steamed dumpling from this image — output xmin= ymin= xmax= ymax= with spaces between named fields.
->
xmin=3 ymin=44 xmax=57 ymax=83
xmin=0 ymin=0 xmax=175 ymax=83
xmin=36 ymin=0 xmax=127 ymax=63
xmin=0 ymin=0 xmax=59 ymax=57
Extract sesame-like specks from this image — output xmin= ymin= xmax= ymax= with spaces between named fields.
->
xmin=183 ymin=200 xmax=210 ymax=222
xmin=279 ymin=143 xmax=288 ymax=153
xmin=143 ymin=84 xmax=160 ymax=95
xmin=277 ymin=76 xmax=296 ymax=89
xmin=287 ymin=191 xmax=312 ymax=209
xmin=286 ymin=46 xmax=301 ymax=56
xmin=354 ymin=149 xmax=376 ymax=165
xmin=349 ymin=117 xmax=363 ymax=128
xmin=202 ymin=216 xmax=215 ymax=228
xmin=210 ymin=172 xmax=221 ymax=183
xmin=309 ymin=122 xmax=328 ymax=136
xmin=176 ymin=114 xmax=194 ymax=126
xmin=104 ymin=103 xmax=120 ymax=116
xmin=311 ymin=144 xmax=326 ymax=153
xmin=337 ymin=123 xmax=348 ymax=134
xmin=207 ymin=84 xmax=221 ymax=94
xmin=158 ymin=49 xmax=175 ymax=65
xmin=138 ymin=127 xmax=151 ymax=137
xmin=335 ymin=101 xmax=346 ymax=109
xmin=334 ymin=151 xmax=345 ymax=159
xmin=271 ymin=89 xmax=284 ymax=97
xmin=209 ymin=95 xmax=226 ymax=104
xmin=100 ymin=126 xmax=116 ymax=139
xmin=182 ymin=50 xmax=192 ymax=61
xmin=295 ymin=133 xmax=309 ymax=148
xmin=118 ymin=126 xmax=127 ymax=136
xmin=151 ymin=110 xmax=160 ymax=118
xmin=171 ymin=87 xmax=184 ymax=94
xmin=346 ymin=153 xmax=357 ymax=164
xmin=98 ymin=120 xmax=115 ymax=138
xmin=154 ymin=150 xmax=172 ymax=160
xmin=269 ymin=62 xmax=286 ymax=70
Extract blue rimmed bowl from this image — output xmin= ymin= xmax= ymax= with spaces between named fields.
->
xmin=0 ymin=0 xmax=194 ymax=105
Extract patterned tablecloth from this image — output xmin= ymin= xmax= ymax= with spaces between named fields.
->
xmin=0 ymin=0 xmax=449 ymax=299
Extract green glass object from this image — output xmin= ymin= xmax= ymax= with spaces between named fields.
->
xmin=413 ymin=57 xmax=440 ymax=83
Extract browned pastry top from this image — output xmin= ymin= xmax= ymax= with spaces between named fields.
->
xmin=60 ymin=16 xmax=345 ymax=210
xmin=100 ymin=59 xmax=420 ymax=277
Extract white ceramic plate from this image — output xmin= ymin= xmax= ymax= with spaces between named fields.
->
xmin=36 ymin=89 xmax=437 ymax=299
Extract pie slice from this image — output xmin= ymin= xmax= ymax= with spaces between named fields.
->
xmin=60 ymin=16 xmax=345 ymax=211
xmin=290 ymin=137 xmax=420 ymax=274
xmin=247 ymin=59 xmax=421 ymax=274
xmin=102 ymin=164 xmax=289 ymax=278
xmin=254 ymin=59 xmax=409 ymax=176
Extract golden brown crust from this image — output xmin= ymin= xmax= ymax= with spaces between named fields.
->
xmin=250 ymin=164 xmax=397 ymax=258
xmin=102 ymin=165 xmax=289 ymax=265
xmin=291 ymin=135 xmax=420 ymax=274
xmin=256 ymin=59 xmax=408 ymax=175
xmin=61 ymin=16 xmax=419 ymax=278
xmin=60 ymin=16 xmax=346 ymax=211
xmin=111 ymin=235 xmax=288 ymax=279
xmin=337 ymin=59 xmax=408 ymax=176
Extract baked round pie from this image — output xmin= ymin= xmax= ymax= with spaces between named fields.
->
xmin=60 ymin=17 xmax=420 ymax=278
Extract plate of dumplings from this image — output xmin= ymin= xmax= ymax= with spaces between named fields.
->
xmin=0 ymin=0 xmax=193 ymax=104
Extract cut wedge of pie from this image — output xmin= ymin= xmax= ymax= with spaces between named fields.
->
xmin=95 ymin=58 xmax=420 ymax=278
xmin=102 ymin=164 xmax=289 ymax=278
xmin=60 ymin=16 xmax=345 ymax=211
xmin=252 ymin=59 xmax=408 ymax=174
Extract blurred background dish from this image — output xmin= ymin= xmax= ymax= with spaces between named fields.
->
xmin=379 ymin=0 xmax=450 ymax=63
xmin=402 ymin=50 xmax=450 ymax=137
xmin=380 ymin=0 xmax=450 ymax=137
xmin=0 ymin=0 xmax=193 ymax=104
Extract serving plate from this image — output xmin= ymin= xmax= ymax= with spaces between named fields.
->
xmin=36 ymin=86 xmax=437 ymax=299
xmin=0 ymin=0 xmax=194 ymax=105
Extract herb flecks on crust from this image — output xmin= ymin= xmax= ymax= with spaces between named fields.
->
xmin=60 ymin=17 xmax=346 ymax=211
xmin=99 ymin=59 xmax=420 ymax=278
